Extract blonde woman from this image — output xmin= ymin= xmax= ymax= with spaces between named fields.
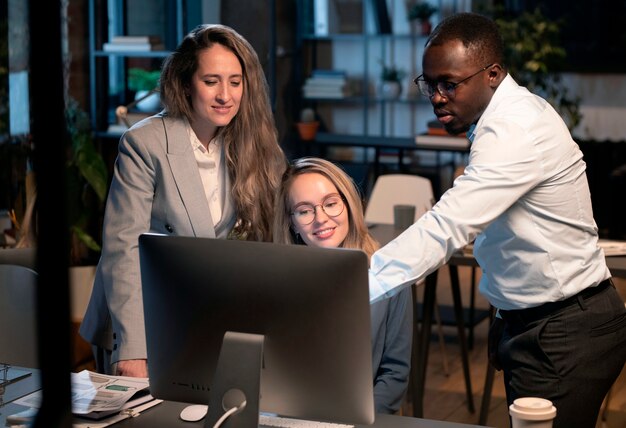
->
xmin=80 ymin=24 xmax=287 ymax=378
xmin=274 ymin=157 xmax=412 ymax=414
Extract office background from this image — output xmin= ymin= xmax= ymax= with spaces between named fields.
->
xmin=1 ymin=1 xmax=625 ymax=426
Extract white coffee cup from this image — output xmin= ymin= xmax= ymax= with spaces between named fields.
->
xmin=509 ymin=397 xmax=557 ymax=428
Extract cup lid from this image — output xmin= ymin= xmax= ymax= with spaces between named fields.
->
xmin=509 ymin=397 xmax=557 ymax=421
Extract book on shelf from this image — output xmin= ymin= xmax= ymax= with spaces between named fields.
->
xmin=312 ymin=0 xmax=366 ymax=35
xmin=304 ymin=78 xmax=347 ymax=88
xmin=370 ymin=0 xmax=392 ymax=34
xmin=111 ymin=35 xmax=162 ymax=44
xmin=313 ymin=0 xmax=339 ymax=35
xmin=303 ymin=91 xmax=350 ymax=99
xmin=332 ymin=0 xmax=363 ymax=33
xmin=106 ymin=124 xmax=127 ymax=134
xmin=303 ymin=71 xmax=352 ymax=98
xmin=103 ymin=42 xmax=166 ymax=52
xmin=311 ymin=69 xmax=347 ymax=78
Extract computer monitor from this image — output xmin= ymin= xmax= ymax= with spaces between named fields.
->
xmin=139 ymin=234 xmax=375 ymax=426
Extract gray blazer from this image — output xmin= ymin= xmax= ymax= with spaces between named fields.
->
xmin=79 ymin=113 xmax=236 ymax=364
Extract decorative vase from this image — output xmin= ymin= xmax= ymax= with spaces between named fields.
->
xmin=134 ymin=90 xmax=161 ymax=112
xmin=296 ymin=121 xmax=320 ymax=141
xmin=380 ymin=81 xmax=402 ymax=99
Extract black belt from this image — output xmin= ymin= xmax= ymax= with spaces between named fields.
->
xmin=499 ymin=278 xmax=613 ymax=326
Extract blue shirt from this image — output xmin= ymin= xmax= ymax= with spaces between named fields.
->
xmin=369 ymin=75 xmax=610 ymax=310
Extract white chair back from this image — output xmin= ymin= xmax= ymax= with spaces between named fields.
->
xmin=364 ymin=174 xmax=435 ymax=225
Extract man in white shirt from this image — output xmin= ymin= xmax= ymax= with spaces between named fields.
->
xmin=368 ymin=13 xmax=626 ymax=427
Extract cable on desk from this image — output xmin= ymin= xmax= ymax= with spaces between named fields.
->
xmin=213 ymin=399 xmax=247 ymax=428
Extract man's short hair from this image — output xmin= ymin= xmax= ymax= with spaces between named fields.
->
xmin=426 ymin=13 xmax=504 ymax=68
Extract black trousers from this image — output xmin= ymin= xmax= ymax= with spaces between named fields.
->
xmin=496 ymin=280 xmax=626 ymax=428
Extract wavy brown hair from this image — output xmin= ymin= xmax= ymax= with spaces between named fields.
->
xmin=160 ymin=24 xmax=287 ymax=241
xmin=273 ymin=157 xmax=379 ymax=260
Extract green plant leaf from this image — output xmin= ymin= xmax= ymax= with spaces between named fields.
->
xmin=128 ymin=68 xmax=161 ymax=92
xmin=493 ymin=6 xmax=581 ymax=130
xmin=71 ymin=225 xmax=102 ymax=252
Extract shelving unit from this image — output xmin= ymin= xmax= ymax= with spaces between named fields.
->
xmin=295 ymin=0 xmax=470 ymax=193
xmin=295 ymin=2 xmax=432 ymax=141
xmin=87 ymin=0 xmax=198 ymax=140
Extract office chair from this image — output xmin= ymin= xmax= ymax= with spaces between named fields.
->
xmin=364 ymin=174 xmax=435 ymax=226
xmin=0 ymin=247 xmax=36 ymax=271
xmin=0 ymin=264 xmax=39 ymax=368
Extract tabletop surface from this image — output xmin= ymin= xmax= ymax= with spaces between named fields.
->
xmin=0 ymin=367 xmax=488 ymax=428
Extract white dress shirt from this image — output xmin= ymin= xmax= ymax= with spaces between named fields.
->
xmin=369 ymin=74 xmax=610 ymax=310
xmin=187 ymin=122 xmax=224 ymax=224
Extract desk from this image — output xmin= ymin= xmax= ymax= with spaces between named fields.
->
xmin=0 ymin=367 xmax=488 ymax=428
xmin=114 ymin=402 xmax=487 ymax=428
xmin=312 ymin=133 xmax=470 ymax=197
xmin=369 ymin=223 xmax=626 ymax=422
xmin=0 ymin=367 xmax=40 ymax=426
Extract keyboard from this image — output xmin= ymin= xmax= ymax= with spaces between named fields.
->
xmin=259 ymin=414 xmax=354 ymax=428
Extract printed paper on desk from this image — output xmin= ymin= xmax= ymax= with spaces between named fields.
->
xmin=14 ymin=370 xmax=150 ymax=415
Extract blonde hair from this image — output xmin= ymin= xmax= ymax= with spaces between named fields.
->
xmin=273 ymin=157 xmax=379 ymax=259
xmin=160 ymin=24 xmax=286 ymax=241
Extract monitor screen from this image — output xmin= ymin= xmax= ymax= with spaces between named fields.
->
xmin=139 ymin=234 xmax=375 ymax=426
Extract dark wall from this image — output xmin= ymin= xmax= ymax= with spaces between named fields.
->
xmin=221 ymin=0 xmax=299 ymax=157
xmin=497 ymin=0 xmax=626 ymax=72
xmin=579 ymin=141 xmax=626 ymax=239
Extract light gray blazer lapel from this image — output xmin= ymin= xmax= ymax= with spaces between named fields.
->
xmin=160 ymin=115 xmax=217 ymax=238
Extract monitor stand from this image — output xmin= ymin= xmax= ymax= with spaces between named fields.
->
xmin=205 ymin=331 xmax=265 ymax=428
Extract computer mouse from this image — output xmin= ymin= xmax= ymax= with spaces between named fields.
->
xmin=179 ymin=404 xmax=209 ymax=422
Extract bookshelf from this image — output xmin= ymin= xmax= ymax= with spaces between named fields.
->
xmin=87 ymin=0 xmax=201 ymax=140
xmin=296 ymin=0 xmax=471 ymax=192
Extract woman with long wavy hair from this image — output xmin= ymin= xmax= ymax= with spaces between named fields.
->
xmin=80 ymin=24 xmax=286 ymax=378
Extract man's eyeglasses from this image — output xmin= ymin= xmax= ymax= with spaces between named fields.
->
xmin=291 ymin=195 xmax=345 ymax=226
xmin=413 ymin=63 xmax=494 ymax=99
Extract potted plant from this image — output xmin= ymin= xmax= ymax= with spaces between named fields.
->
xmin=407 ymin=2 xmax=438 ymax=35
xmin=379 ymin=62 xmax=405 ymax=99
xmin=493 ymin=7 xmax=581 ymax=130
xmin=127 ymin=68 xmax=161 ymax=112
xmin=65 ymin=97 xmax=108 ymax=265
xmin=296 ymin=108 xmax=320 ymax=141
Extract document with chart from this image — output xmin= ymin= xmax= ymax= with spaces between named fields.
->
xmin=14 ymin=370 xmax=158 ymax=419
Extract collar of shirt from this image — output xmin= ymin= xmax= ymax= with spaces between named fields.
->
xmin=186 ymin=120 xmax=220 ymax=156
